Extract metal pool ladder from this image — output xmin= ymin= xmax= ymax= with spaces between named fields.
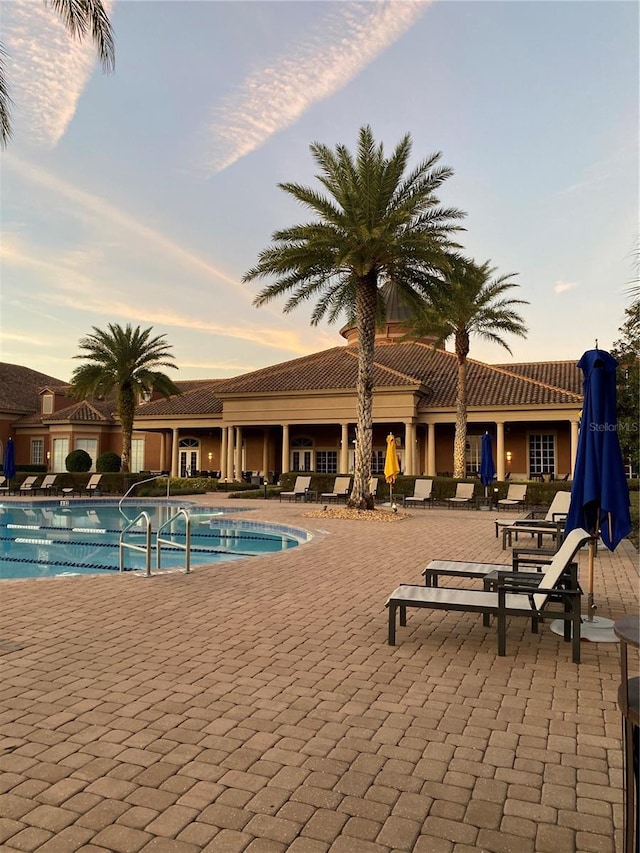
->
xmin=118 ymin=508 xmax=192 ymax=575
xmin=157 ymin=508 xmax=192 ymax=573
xmin=119 ymin=511 xmax=152 ymax=575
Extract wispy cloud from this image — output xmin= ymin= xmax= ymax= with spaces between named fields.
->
xmin=204 ymin=0 xmax=429 ymax=175
xmin=2 ymin=0 xmax=113 ymax=147
xmin=4 ymin=152 xmax=247 ymax=294
xmin=554 ymin=280 xmax=578 ymax=294
xmin=0 ymin=235 xmax=337 ymax=356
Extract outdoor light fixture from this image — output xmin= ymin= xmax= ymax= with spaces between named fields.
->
xmin=208 ymin=451 xmax=213 ymax=462
xmin=506 ymin=451 xmax=512 ymax=463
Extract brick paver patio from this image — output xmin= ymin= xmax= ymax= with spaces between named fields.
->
xmin=0 ymin=496 xmax=638 ymax=852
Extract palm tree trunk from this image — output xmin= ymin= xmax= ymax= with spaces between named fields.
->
xmin=118 ymin=386 xmax=136 ymax=474
xmin=348 ymin=275 xmax=377 ymax=509
xmin=453 ymin=357 xmax=468 ymax=479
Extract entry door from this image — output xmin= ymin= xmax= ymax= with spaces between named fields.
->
xmin=180 ymin=450 xmax=199 ymax=477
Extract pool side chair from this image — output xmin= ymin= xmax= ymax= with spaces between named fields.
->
xmin=405 ymin=478 xmax=434 ymax=508
xmin=37 ymin=474 xmax=59 ymax=496
xmin=386 ymin=527 xmax=591 ymax=663
xmin=83 ymin=474 xmax=103 ymax=496
xmin=0 ymin=476 xmax=12 ymax=495
xmin=497 ymin=484 xmax=527 ymax=511
xmin=18 ymin=476 xmax=39 ymax=495
xmin=422 ymin=527 xmax=590 ymax=588
xmin=497 ymin=491 xmax=572 ymax=549
xmin=446 ymin=482 xmax=475 ymax=507
xmin=279 ymin=475 xmax=312 ymax=502
xmin=494 ymin=490 xmax=571 ymax=538
xmin=320 ymin=476 xmax=351 ymax=504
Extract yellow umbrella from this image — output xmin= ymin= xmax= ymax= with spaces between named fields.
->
xmin=384 ymin=433 xmax=400 ymax=504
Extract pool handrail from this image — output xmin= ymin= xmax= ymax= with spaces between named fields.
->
xmin=118 ymin=474 xmax=166 ymax=521
xmin=157 ymin=508 xmax=191 ymax=574
xmin=119 ymin=511 xmax=152 ymax=576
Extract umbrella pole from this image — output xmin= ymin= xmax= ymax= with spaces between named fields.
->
xmin=586 ymin=537 xmax=596 ymax=622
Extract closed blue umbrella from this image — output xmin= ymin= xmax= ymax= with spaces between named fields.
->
xmin=479 ymin=432 xmax=495 ymax=494
xmin=3 ymin=437 xmax=16 ymax=483
xmin=564 ymin=348 xmax=632 ymax=621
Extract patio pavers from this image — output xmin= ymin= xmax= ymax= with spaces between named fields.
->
xmin=0 ymin=497 xmax=637 ymax=852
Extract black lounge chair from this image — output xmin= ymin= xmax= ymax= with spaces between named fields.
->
xmin=386 ymin=528 xmax=592 ymax=663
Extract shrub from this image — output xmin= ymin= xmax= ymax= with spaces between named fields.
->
xmin=66 ymin=449 xmax=92 ymax=472
xmin=97 ymin=451 xmax=121 ymax=473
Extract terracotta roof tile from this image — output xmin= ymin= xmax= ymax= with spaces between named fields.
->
xmin=493 ymin=361 xmax=582 ymax=395
xmin=136 ymin=382 xmax=224 ymax=416
xmin=0 ymin=362 xmax=67 ymax=414
xmin=155 ymin=342 xmax=582 ymax=410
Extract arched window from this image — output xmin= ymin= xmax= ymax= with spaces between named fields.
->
xmin=179 ymin=437 xmax=200 ymax=477
xmin=291 ymin=436 xmax=313 ymax=472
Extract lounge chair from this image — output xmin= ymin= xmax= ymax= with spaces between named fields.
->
xmin=386 ymin=527 xmax=591 ymax=663
xmin=497 ymin=484 xmax=527 ymax=510
xmin=0 ymin=476 xmax=11 ymax=495
xmin=37 ymin=474 xmax=58 ymax=496
xmin=279 ymin=475 xmax=312 ymax=502
xmin=82 ymin=474 xmax=103 ymax=496
xmin=320 ymin=476 xmax=351 ymax=504
xmin=405 ymin=478 xmax=434 ymax=508
xmin=446 ymin=482 xmax=475 ymax=507
xmin=17 ymin=476 xmax=39 ymax=495
xmin=496 ymin=490 xmax=571 ymax=549
xmin=422 ymin=527 xmax=589 ymax=587
xmin=369 ymin=478 xmax=379 ymax=502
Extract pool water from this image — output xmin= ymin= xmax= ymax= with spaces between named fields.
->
xmin=0 ymin=501 xmax=308 ymax=579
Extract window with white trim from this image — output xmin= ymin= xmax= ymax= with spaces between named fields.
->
xmin=291 ymin=437 xmax=313 ymax=472
xmin=42 ymin=394 xmax=53 ymax=415
xmin=131 ymin=439 xmax=145 ymax=473
xmin=529 ymin=434 xmax=555 ymax=476
xmin=316 ymin=451 xmax=338 ymax=474
xmin=75 ymin=439 xmax=98 ymax=471
xmin=31 ymin=439 xmax=44 ymax=466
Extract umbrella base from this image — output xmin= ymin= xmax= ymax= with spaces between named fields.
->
xmin=550 ymin=617 xmax=618 ymax=643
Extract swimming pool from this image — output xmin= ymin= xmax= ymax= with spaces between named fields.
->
xmin=0 ymin=500 xmax=310 ymax=579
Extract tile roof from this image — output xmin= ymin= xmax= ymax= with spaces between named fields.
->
xmin=44 ymin=400 xmax=115 ymax=423
xmin=493 ymin=361 xmax=583 ymax=395
xmin=136 ymin=381 xmax=225 ymax=416
xmin=144 ymin=343 xmax=582 ymax=413
xmin=0 ymin=362 xmax=67 ymax=414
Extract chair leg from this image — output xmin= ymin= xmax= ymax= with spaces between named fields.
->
xmin=400 ymin=605 xmax=407 ymax=627
xmin=388 ymin=605 xmax=396 ymax=645
xmin=497 ymin=611 xmax=506 ymax=656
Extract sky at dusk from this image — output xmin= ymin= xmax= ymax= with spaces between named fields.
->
xmin=1 ymin=0 xmax=638 ymax=383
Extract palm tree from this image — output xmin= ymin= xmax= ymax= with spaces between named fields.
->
xmin=69 ymin=324 xmax=180 ymax=473
xmin=412 ymin=255 xmax=528 ymax=478
xmin=1 ymin=0 xmax=115 ymax=146
xmin=244 ymin=125 xmax=463 ymax=509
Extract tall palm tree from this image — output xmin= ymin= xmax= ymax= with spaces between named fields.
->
xmin=412 ymin=255 xmax=528 ymax=478
xmin=244 ymin=125 xmax=463 ymax=509
xmin=1 ymin=0 xmax=115 ymax=146
xmin=69 ymin=324 xmax=180 ymax=473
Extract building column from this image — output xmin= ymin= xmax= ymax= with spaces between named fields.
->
xmin=226 ymin=426 xmax=235 ymax=481
xmin=159 ymin=432 xmax=166 ymax=472
xmin=340 ymin=423 xmax=349 ymax=473
xmin=427 ymin=423 xmax=436 ymax=476
xmin=234 ymin=427 xmax=243 ymax=480
xmin=262 ymin=430 xmax=269 ymax=478
xmin=171 ymin=427 xmax=179 ymax=477
xmin=570 ymin=420 xmax=580 ymax=477
xmin=281 ymin=424 xmax=290 ymax=474
xmin=405 ymin=422 xmax=416 ymax=475
xmin=220 ymin=427 xmax=228 ymax=480
xmin=496 ymin=422 xmax=505 ymax=481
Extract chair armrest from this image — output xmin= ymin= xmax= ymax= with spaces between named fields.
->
xmin=496 ymin=571 xmax=545 ymax=586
